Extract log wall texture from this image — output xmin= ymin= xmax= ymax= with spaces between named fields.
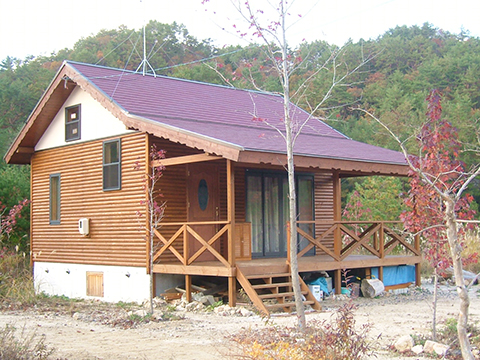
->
xmin=31 ymin=132 xmax=147 ymax=267
xmin=314 ymin=171 xmax=335 ymax=254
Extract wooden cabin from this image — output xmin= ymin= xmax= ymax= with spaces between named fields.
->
xmin=5 ymin=61 xmax=421 ymax=313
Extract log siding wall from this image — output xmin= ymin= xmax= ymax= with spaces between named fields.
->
xmin=314 ymin=172 xmax=335 ymax=254
xmin=32 ymin=130 xmax=336 ymax=266
xmin=31 ymin=132 xmax=147 ymax=267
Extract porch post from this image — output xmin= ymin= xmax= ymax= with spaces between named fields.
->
xmin=185 ymin=274 xmax=192 ymax=302
xmin=227 ymin=159 xmax=237 ymax=307
xmin=333 ymin=170 xmax=342 ymax=294
xmin=145 ymin=133 xmax=152 ymax=274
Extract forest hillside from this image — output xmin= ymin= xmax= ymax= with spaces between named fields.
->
xmin=1 ymin=21 xmax=479 ymax=251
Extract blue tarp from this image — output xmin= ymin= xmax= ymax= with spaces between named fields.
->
xmin=371 ymin=265 xmax=415 ymax=286
xmin=307 ymin=277 xmax=330 ymax=294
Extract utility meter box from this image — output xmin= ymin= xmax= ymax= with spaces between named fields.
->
xmin=78 ymin=218 xmax=90 ymax=235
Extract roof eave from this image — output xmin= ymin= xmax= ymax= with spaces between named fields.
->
xmin=125 ymin=113 xmax=244 ymax=161
xmin=4 ymin=61 xmax=76 ymax=164
xmin=237 ymin=150 xmax=409 ymax=176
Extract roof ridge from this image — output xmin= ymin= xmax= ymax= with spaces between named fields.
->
xmin=66 ymin=60 xmax=284 ymax=98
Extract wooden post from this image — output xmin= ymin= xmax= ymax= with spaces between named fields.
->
xmin=29 ymin=157 xmax=34 ymax=269
xmin=333 ymin=170 xmax=341 ymax=258
xmin=183 ymin=225 xmax=189 ymax=266
xmin=185 ymin=274 xmax=192 ymax=303
xmin=415 ymin=234 xmax=421 ymax=286
xmin=379 ymin=222 xmax=385 ymax=259
xmin=373 ymin=231 xmax=378 ymax=252
xmin=333 ymin=170 xmax=342 ymax=294
xmin=145 ymin=133 xmax=151 ymax=274
xmin=286 ymin=221 xmax=291 ymax=264
xmin=335 ymin=269 xmax=342 ymax=295
xmin=227 ymin=159 xmax=236 ymax=307
xmin=378 ymin=222 xmax=384 ymax=284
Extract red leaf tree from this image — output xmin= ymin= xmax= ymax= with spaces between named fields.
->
xmin=0 ymin=198 xmax=30 ymax=249
xmin=402 ymin=90 xmax=477 ymax=274
xmin=361 ymin=89 xmax=480 ymax=359
xmin=401 ymin=90 xmax=477 ymax=344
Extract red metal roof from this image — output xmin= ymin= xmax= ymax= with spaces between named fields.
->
xmin=64 ymin=62 xmax=407 ymax=165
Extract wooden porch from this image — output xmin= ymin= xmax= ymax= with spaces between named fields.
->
xmin=151 ymin=218 xmax=422 ymax=315
xmin=148 ymin=153 xmax=418 ymax=315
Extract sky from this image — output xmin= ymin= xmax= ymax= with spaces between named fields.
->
xmin=1 ymin=0 xmax=480 ymax=61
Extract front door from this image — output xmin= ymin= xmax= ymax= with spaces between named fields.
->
xmin=187 ymin=163 xmax=220 ymax=261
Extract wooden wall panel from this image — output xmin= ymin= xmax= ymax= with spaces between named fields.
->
xmin=234 ymin=167 xmax=246 ymax=223
xmin=31 ymin=133 xmax=148 ymax=267
xmin=314 ymin=172 xmax=334 ymax=254
xmin=149 ymin=136 xmax=203 ymax=263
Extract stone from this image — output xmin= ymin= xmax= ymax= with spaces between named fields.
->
xmin=132 ymin=309 xmax=148 ymax=317
xmin=240 ymin=308 xmax=254 ymax=317
xmin=424 ymin=340 xmax=449 ymax=356
xmin=433 ymin=343 xmax=449 ymax=355
xmin=411 ymin=345 xmax=423 ymax=354
xmin=198 ymin=295 xmax=215 ymax=305
xmin=394 ymin=335 xmax=414 ymax=353
xmin=185 ymin=301 xmax=205 ymax=312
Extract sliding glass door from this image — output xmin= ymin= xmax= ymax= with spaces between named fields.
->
xmin=246 ymin=170 xmax=314 ymax=258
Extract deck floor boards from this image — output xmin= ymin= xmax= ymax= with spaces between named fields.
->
xmin=153 ymin=254 xmax=421 ymax=277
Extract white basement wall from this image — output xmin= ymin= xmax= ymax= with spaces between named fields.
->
xmin=34 ymin=262 xmax=151 ymax=303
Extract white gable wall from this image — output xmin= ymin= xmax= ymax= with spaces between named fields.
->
xmin=36 ymin=86 xmax=134 ymax=151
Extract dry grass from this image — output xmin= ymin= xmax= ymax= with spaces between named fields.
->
xmin=0 ymin=324 xmax=54 ymax=360
xmin=0 ymin=249 xmax=36 ymax=307
xmin=230 ymin=302 xmax=373 ymax=360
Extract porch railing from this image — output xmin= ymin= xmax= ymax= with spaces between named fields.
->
xmin=292 ymin=221 xmax=421 ymax=262
xmin=152 ymin=221 xmax=231 ymax=267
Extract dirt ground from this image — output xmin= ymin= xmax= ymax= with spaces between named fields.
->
xmin=1 ymin=283 xmax=479 ymax=360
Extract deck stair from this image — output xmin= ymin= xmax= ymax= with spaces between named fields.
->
xmin=236 ymin=267 xmax=322 ymax=316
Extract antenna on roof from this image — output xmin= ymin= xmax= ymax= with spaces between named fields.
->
xmin=135 ymin=0 xmax=156 ymax=77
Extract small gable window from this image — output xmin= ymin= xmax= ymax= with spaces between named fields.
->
xmin=65 ymin=104 xmax=81 ymax=141
xmin=103 ymin=139 xmax=121 ymax=191
xmin=49 ymin=174 xmax=61 ymax=224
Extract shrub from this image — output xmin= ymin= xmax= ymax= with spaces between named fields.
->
xmin=231 ymin=302 xmax=372 ymax=360
xmin=0 ymin=324 xmax=54 ymax=359
xmin=0 ymin=249 xmax=35 ymax=307
xmin=436 ymin=317 xmax=480 ymax=358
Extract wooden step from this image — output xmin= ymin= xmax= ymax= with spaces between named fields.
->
xmin=252 ymin=281 xmax=292 ymax=290
xmin=236 ymin=266 xmax=322 ymax=316
xmin=265 ymin=300 xmax=315 ymax=309
xmin=258 ymin=291 xmax=295 ymax=299
xmin=258 ymin=291 xmax=308 ymax=300
xmin=245 ymin=272 xmax=291 ymax=280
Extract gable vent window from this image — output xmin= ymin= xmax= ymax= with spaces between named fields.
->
xmin=103 ymin=139 xmax=121 ymax=191
xmin=65 ymin=104 xmax=81 ymax=141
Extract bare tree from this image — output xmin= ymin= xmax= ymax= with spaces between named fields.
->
xmin=135 ymin=145 xmax=166 ymax=314
xmin=204 ymin=0 xmax=371 ymax=330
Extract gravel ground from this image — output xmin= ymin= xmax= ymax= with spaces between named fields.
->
xmin=1 ymin=282 xmax=479 ymax=359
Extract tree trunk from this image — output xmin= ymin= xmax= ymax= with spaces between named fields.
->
xmin=149 ymin=200 xmax=154 ymax=315
xmin=432 ymin=267 xmax=438 ymax=341
xmin=445 ymin=197 xmax=473 ymax=360
xmin=274 ymin=0 xmax=305 ymax=331
xmin=286 ymin=134 xmax=306 ymax=330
